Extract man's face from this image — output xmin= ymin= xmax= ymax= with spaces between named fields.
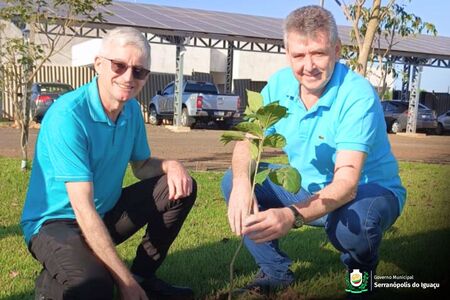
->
xmin=285 ymin=31 xmax=340 ymax=97
xmin=94 ymin=44 xmax=149 ymax=105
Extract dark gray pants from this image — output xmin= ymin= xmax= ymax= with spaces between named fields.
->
xmin=30 ymin=175 xmax=197 ymax=300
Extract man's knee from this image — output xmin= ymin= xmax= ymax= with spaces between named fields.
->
xmin=154 ymin=175 xmax=197 ymax=207
xmin=221 ymin=168 xmax=233 ymax=203
xmin=325 ymin=208 xmax=382 ymax=264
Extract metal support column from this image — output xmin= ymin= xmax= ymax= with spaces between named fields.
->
xmin=401 ymin=63 xmax=411 ymax=102
xmin=173 ymin=40 xmax=186 ymax=127
xmin=406 ymin=65 xmax=422 ymax=133
xmin=225 ymin=41 xmax=234 ymax=94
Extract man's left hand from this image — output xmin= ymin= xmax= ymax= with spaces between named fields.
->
xmin=242 ymin=207 xmax=295 ymax=243
xmin=163 ymin=160 xmax=193 ymax=200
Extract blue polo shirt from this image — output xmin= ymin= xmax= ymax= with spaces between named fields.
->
xmin=21 ymin=78 xmax=151 ymax=244
xmin=262 ymin=63 xmax=406 ymax=210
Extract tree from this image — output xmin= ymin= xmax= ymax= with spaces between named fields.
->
xmin=372 ymin=3 xmax=436 ymax=99
xmin=336 ymin=0 xmax=390 ymax=76
xmin=0 ymin=0 xmax=112 ymax=170
xmin=336 ymin=0 xmax=436 ymax=95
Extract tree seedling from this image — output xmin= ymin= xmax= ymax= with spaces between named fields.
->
xmin=221 ymin=90 xmax=301 ymax=299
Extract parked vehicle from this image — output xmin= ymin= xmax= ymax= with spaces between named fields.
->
xmin=436 ymin=110 xmax=450 ymax=135
xmin=380 ymin=100 xmax=437 ymax=134
xmin=30 ymin=82 xmax=74 ymax=122
xmin=148 ymin=80 xmax=240 ymax=128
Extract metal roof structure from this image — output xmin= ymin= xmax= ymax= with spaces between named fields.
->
xmin=1 ymin=0 xmax=448 ymax=127
xmin=28 ymin=0 xmax=450 ymax=68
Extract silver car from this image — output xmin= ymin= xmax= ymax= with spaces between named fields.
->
xmin=381 ymin=100 xmax=437 ymax=134
xmin=436 ymin=110 xmax=450 ymax=135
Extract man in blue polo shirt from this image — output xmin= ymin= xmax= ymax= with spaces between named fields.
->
xmin=21 ymin=27 xmax=196 ymax=300
xmin=221 ymin=5 xmax=405 ymax=296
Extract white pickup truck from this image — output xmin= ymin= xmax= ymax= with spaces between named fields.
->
xmin=148 ymin=80 xmax=241 ymax=128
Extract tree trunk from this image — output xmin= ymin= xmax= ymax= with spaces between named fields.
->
xmin=378 ymin=66 xmax=389 ymax=100
xmin=20 ymin=120 xmax=29 ymax=170
xmin=20 ymin=76 xmax=32 ymax=171
xmin=357 ymin=0 xmax=381 ymax=76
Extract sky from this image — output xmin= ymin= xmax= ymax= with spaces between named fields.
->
xmin=123 ymin=0 xmax=450 ymax=93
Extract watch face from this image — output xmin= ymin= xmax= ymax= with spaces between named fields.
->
xmin=294 ymin=216 xmax=304 ymax=228
xmin=289 ymin=205 xmax=304 ymax=228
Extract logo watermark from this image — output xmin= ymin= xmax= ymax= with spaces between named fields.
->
xmin=345 ymin=270 xmax=441 ymax=294
xmin=345 ymin=269 xmax=371 ymax=294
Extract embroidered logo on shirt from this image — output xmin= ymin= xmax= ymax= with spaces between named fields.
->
xmin=318 ymin=135 xmax=325 ymax=140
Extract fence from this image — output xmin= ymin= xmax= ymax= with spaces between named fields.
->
xmin=392 ymin=90 xmax=450 ymax=116
xmin=233 ymin=79 xmax=267 ymax=110
xmin=1 ymin=65 xmax=214 ymax=122
xmin=3 ymin=66 xmax=448 ymax=122
xmin=421 ymin=92 xmax=450 ymax=116
xmin=1 ymin=65 xmax=96 ymax=120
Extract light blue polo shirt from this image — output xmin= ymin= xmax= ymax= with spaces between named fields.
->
xmin=21 ymin=78 xmax=151 ymax=244
xmin=262 ymin=63 xmax=406 ymax=211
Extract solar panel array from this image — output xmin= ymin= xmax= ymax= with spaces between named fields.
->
xmin=1 ymin=0 xmax=449 ymax=58
xmin=99 ymin=1 xmax=284 ymax=40
xmin=95 ymin=1 xmax=450 ymax=59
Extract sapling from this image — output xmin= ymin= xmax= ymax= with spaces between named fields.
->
xmin=221 ymin=90 xmax=301 ymax=299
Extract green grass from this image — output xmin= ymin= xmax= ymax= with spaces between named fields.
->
xmin=1 ymin=156 xmax=449 ymax=299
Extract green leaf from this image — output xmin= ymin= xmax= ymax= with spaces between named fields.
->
xmin=235 ymin=122 xmax=263 ymax=139
xmin=243 ymin=106 xmax=253 ymax=117
xmin=255 ymin=102 xmax=288 ymax=128
xmin=246 ymin=90 xmax=263 ymax=113
xmin=263 ymin=133 xmax=286 ymax=148
xmin=254 ymin=168 xmax=270 ymax=186
xmin=268 ymin=167 xmax=301 ymax=194
xmin=220 ymin=131 xmax=245 ymax=145
xmin=243 ymin=113 xmax=257 ymax=120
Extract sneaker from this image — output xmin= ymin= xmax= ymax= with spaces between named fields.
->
xmin=234 ymin=269 xmax=294 ymax=296
xmin=138 ymin=275 xmax=194 ymax=300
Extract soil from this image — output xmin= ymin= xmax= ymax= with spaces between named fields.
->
xmin=1 ymin=124 xmax=450 ymax=171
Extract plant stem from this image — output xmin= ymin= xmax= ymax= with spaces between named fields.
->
xmin=228 ymin=238 xmax=244 ymax=300
xmin=228 ymin=137 xmax=264 ymax=300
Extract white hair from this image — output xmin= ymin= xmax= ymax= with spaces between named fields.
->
xmin=99 ymin=27 xmax=151 ymax=66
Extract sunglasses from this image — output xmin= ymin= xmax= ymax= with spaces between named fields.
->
xmin=101 ymin=57 xmax=150 ymax=80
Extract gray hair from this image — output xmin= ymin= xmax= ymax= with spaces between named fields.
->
xmin=283 ymin=5 xmax=339 ymax=48
xmin=99 ymin=27 xmax=151 ymax=66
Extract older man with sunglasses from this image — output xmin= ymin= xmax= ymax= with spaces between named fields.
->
xmin=21 ymin=27 xmax=196 ymax=300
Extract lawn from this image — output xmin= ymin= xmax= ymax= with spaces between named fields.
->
xmin=0 ymin=156 xmax=449 ymax=299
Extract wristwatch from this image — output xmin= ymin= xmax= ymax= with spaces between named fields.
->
xmin=288 ymin=205 xmax=305 ymax=229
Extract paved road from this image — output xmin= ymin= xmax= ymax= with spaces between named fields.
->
xmin=1 ymin=125 xmax=450 ymax=171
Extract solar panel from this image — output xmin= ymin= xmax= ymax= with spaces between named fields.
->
xmin=1 ymin=0 xmax=449 ymax=58
xmin=104 ymin=1 xmax=449 ymax=58
xmin=110 ymin=1 xmax=284 ymax=40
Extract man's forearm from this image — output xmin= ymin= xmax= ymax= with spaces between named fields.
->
xmin=78 ymin=208 xmax=134 ymax=284
xmin=293 ymin=177 xmax=357 ymax=223
xmin=293 ymin=150 xmax=365 ymax=223
xmin=66 ymin=182 xmax=135 ymax=287
xmin=231 ymin=140 xmax=254 ymax=181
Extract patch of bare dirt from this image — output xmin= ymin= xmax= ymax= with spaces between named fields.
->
xmin=0 ymin=125 xmax=449 ymax=171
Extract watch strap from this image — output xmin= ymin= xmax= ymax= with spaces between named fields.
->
xmin=288 ymin=205 xmax=305 ymax=228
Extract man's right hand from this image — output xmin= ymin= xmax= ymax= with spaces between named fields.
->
xmin=118 ymin=277 xmax=149 ymax=300
xmin=228 ymin=178 xmax=259 ymax=236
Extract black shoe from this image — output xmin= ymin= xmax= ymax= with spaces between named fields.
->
xmin=139 ymin=275 xmax=194 ymax=300
xmin=233 ymin=269 xmax=294 ymax=296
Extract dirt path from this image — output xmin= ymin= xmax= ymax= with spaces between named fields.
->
xmin=1 ymin=125 xmax=450 ymax=171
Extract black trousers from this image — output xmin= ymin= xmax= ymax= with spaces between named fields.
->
xmin=29 ymin=175 xmax=197 ymax=300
